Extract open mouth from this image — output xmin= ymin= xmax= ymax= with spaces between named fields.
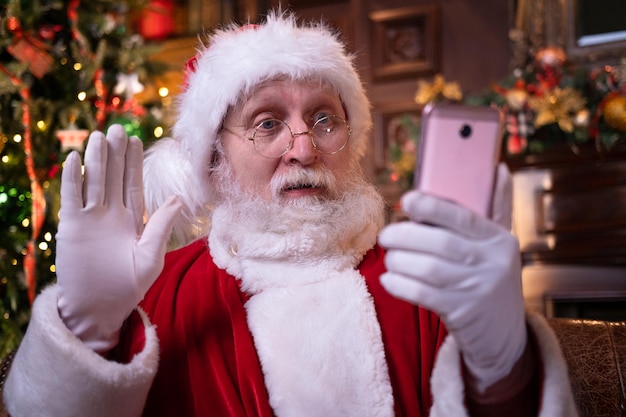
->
xmin=284 ymin=183 xmax=316 ymax=192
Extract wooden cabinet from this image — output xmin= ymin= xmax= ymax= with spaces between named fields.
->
xmin=509 ymin=147 xmax=626 ymax=321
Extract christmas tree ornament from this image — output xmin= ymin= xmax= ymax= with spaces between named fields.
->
xmin=138 ymin=0 xmax=175 ymax=40
xmin=56 ymin=126 xmax=90 ymax=152
xmin=534 ymin=47 xmax=566 ymax=89
xmin=534 ymin=47 xmax=566 ymax=69
xmin=38 ymin=24 xmax=62 ymax=41
xmin=6 ymin=19 xmax=54 ymax=79
xmin=505 ymin=79 xmax=530 ymax=111
xmin=114 ymin=71 xmax=144 ymax=98
xmin=573 ymin=109 xmax=590 ymax=129
xmin=102 ymin=13 xmax=118 ymax=35
xmin=603 ymin=94 xmax=626 ymax=132
xmin=107 ymin=115 xmax=146 ymax=140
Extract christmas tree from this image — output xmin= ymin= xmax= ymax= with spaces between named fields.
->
xmin=0 ymin=0 xmax=170 ymax=356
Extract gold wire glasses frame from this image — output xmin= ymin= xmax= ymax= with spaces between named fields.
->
xmin=223 ymin=114 xmax=352 ymax=158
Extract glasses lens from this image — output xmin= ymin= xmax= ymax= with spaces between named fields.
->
xmin=312 ymin=115 xmax=350 ymax=154
xmin=252 ymin=119 xmax=292 ymax=158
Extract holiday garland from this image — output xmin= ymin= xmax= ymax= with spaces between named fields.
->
xmin=380 ymin=48 xmax=626 ymax=191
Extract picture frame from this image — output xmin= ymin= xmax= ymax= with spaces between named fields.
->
xmin=369 ymin=5 xmax=440 ymax=81
xmin=373 ymin=102 xmax=423 ymax=172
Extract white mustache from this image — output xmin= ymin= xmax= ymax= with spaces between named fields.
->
xmin=270 ymin=168 xmax=337 ymax=197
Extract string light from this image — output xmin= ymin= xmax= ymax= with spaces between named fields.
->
xmin=38 ymin=241 xmax=48 ymax=251
xmin=22 ymin=218 xmax=30 ymax=227
xmin=36 ymin=120 xmax=46 ymax=131
xmin=73 ymin=62 xmax=82 ymax=71
xmin=158 ymin=87 xmax=169 ymax=97
xmin=1 ymin=155 xmax=8 ymax=163
xmin=12 ymin=134 xmax=21 ymax=143
xmin=154 ymin=126 xmax=164 ymax=138
xmin=77 ymin=91 xmax=86 ymax=101
xmin=44 ymin=232 xmax=52 ymax=241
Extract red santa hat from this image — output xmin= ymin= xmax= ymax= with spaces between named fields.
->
xmin=143 ymin=10 xmax=372 ymax=244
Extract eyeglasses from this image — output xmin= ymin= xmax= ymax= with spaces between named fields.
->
xmin=223 ymin=114 xmax=352 ymax=158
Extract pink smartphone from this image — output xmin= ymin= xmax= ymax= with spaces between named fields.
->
xmin=413 ymin=102 xmax=503 ymax=217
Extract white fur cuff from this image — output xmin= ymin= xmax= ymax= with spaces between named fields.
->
xmin=429 ymin=312 xmax=579 ymax=417
xmin=3 ymin=285 xmax=159 ymax=417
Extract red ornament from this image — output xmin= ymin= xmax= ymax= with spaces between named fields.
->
xmin=7 ymin=16 xmax=20 ymax=32
xmin=39 ymin=24 xmax=62 ymax=41
xmin=138 ymin=0 xmax=175 ymax=40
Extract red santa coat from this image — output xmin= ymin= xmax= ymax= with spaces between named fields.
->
xmin=115 ymin=239 xmax=447 ymax=417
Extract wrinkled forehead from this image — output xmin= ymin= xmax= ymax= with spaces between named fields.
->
xmin=225 ymin=75 xmax=345 ymax=122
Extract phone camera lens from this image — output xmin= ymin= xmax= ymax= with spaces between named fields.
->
xmin=460 ymin=124 xmax=472 ymax=138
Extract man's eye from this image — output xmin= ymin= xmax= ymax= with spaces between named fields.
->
xmin=254 ymin=119 xmax=285 ymax=140
xmin=258 ymin=119 xmax=279 ymax=130
xmin=314 ymin=113 xmax=331 ymax=124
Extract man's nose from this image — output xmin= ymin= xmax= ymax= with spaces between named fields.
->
xmin=284 ymin=128 xmax=318 ymax=165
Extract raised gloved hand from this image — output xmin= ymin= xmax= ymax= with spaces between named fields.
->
xmin=378 ymin=163 xmax=526 ymax=393
xmin=55 ymin=125 xmax=182 ymax=354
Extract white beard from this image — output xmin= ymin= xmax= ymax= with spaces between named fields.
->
xmin=207 ymin=165 xmax=395 ymax=417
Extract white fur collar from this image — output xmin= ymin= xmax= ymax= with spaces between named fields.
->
xmin=208 ymin=203 xmax=394 ymax=416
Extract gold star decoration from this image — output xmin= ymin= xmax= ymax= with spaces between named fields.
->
xmin=528 ymin=87 xmax=586 ymax=133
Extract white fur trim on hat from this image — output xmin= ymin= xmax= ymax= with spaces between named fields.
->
xmin=143 ymin=10 xmax=372 ymax=244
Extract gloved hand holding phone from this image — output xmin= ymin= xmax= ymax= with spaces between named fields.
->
xmin=379 ymin=163 xmax=526 ymax=394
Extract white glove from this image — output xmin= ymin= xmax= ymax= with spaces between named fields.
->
xmin=55 ymin=125 xmax=182 ymax=354
xmin=378 ymin=163 xmax=526 ymax=393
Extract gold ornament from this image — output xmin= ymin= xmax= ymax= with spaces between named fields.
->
xmin=506 ymin=87 xmax=529 ymax=111
xmin=528 ymin=87 xmax=586 ymax=132
xmin=603 ymin=94 xmax=626 ymax=131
